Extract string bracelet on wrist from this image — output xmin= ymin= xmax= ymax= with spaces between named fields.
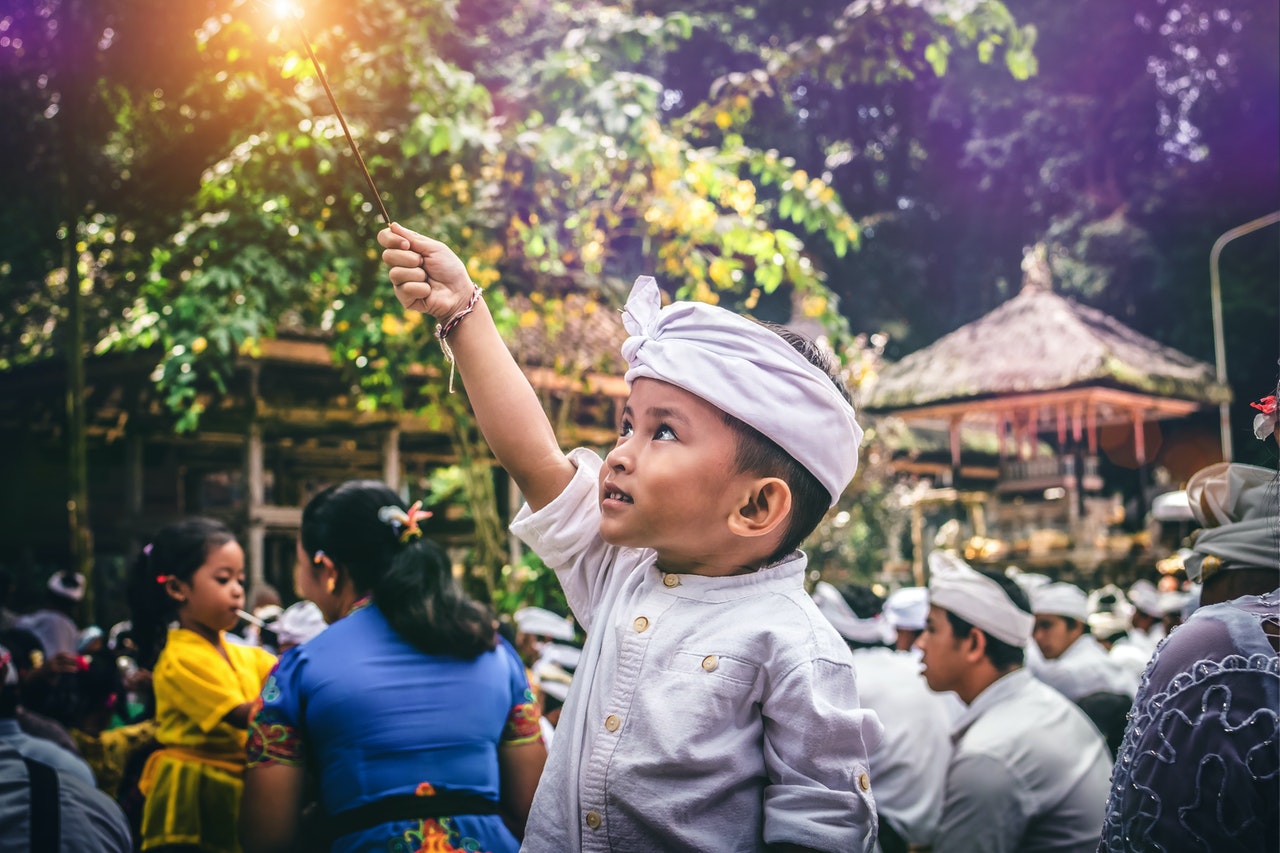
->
xmin=435 ymin=283 xmax=483 ymax=393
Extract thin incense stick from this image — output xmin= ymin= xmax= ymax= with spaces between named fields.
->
xmin=237 ymin=608 xmax=267 ymax=628
xmin=295 ymin=21 xmax=391 ymax=224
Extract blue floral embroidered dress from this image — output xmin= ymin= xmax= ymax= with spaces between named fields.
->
xmin=247 ymin=600 xmax=541 ymax=853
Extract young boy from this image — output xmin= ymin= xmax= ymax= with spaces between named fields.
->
xmin=378 ymin=222 xmax=882 ymax=852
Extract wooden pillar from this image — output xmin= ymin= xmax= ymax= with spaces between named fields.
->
xmin=948 ymin=416 xmax=962 ymax=487
xmin=246 ymin=420 xmax=266 ymax=591
xmin=382 ymin=426 xmax=401 ymax=492
xmin=126 ymin=432 xmax=144 ymax=556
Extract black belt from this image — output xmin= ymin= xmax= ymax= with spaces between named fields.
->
xmin=327 ymin=791 xmax=501 ymax=839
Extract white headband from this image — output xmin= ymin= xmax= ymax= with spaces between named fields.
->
xmin=1030 ymin=583 xmax=1089 ymax=622
xmin=621 ymin=276 xmax=863 ymax=506
xmin=812 ymin=582 xmax=896 ymax=645
xmin=927 ymin=551 xmax=1033 ymax=647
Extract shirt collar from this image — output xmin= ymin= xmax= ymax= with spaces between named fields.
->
xmin=951 ymin=668 xmax=1033 ymax=743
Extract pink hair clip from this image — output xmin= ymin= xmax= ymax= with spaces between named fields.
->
xmin=155 ymin=574 xmax=173 ymax=585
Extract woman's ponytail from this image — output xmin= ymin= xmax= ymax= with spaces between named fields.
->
xmin=376 ymin=538 xmax=496 ymax=659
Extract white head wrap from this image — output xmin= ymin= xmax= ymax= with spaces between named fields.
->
xmin=1128 ymin=579 xmax=1163 ymax=617
xmin=621 ymin=276 xmax=863 ymax=506
xmin=926 ymin=551 xmax=1034 ymax=647
xmin=532 ymin=659 xmax=573 ymax=703
xmin=1030 ymin=582 xmax=1090 ymax=622
xmin=537 ymin=642 xmax=583 ymax=672
xmin=811 ymin=582 xmax=896 ymax=645
xmin=883 ymin=586 xmax=929 ymax=631
xmin=274 ymin=601 xmax=327 ymax=647
xmin=1183 ymin=462 xmax=1279 ymax=582
xmin=514 ymin=607 xmax=576 ymax=642
xmin=48 ymin=572 xmax=86 ymax=602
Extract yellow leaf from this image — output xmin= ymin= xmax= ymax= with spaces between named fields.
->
xmin=519 ymin=309 xmax=540 ymax=327
xmin=381 ymin=314 xmax=404 ymax=336
xmin=715 ymin=110 xmax=732 ymax=129
xmin=191 ymin=336 xmax=208 ymax=354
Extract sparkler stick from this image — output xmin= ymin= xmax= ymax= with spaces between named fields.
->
xmin=274 ymin=1 xmax=391 ymax=224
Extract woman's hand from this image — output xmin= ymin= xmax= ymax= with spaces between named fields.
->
xmin=378 ymin=222 xmax=475 ymax=320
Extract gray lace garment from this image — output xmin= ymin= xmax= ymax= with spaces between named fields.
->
xmin=1098 ymin=591 xmax=1279 ymax=852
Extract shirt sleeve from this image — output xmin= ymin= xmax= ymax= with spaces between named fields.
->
xmin=245 ymin=646 xmax=307 ymax=768
xmin=510 ymin=447 xmax=639 ymax=633
xmin=157 ymin=639 xmax=244 ymax=734
xmin=933 ymin=752 xmax=1029 ymax=853
xmin=498 ymin=638 xmax=543 ymax=746
xmin=761 ymin=655 xmax=883 ymax=851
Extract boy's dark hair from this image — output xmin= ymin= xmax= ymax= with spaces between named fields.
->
xmin=127 ymin=517 xmax=235 ymax=669
xmin=943 ymin=571 xmax=1031 ymax=671
xmin=723 ymin=324 xmax=854 ymax=565
xmin=301 ymin=480 xmax=496 ymax=659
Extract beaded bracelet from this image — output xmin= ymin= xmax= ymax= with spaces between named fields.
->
xmin=435 ymin=283 xmax=483 ymax=393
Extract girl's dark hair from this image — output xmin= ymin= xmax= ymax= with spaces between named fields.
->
xmin=127 ymin=517 xmax=235 ymax=669
xmin=300 ymin=480 xmax=495 ymax=659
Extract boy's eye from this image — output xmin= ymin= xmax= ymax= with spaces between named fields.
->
xmin=618 ymin=419 xmax=633 ymax=438
xmin=654 ymin=424 xmax=676 ymax=440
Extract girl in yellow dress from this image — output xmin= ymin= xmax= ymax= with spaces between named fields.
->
xmin=127 ymin=518 xmax=276 ymax=853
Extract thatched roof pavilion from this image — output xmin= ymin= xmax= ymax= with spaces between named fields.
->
xmin=864 ymin=252 xmax=1230 ymax=470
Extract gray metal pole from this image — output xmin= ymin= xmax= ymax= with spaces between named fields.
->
xmin=1208 ymin=210 xmax=1280 ymax=462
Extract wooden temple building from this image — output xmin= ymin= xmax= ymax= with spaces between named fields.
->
xmin=0 ymin=292 xmax=630 ymax=626
xmin=862 ymin=251 xmax=1231 ymax=584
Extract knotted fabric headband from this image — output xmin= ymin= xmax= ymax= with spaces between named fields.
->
xmin=812 ymin=582 xmax=896 ymax=645
xmin=927 ymin=551 xmax=1034 ymax=647
xmin=1183 ymin=462 xmax=1278 ymax=582
xmin=1030 ymin=582 xmax=1089 ymax=622
xmin=620 ymin=276 xmax=863 ymax=506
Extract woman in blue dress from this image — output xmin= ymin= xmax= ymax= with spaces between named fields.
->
xmin=240 ymin=480 xmax=547 ymax=853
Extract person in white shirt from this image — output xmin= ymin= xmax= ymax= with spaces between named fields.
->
xmin=381 ymin=223 xmax=883 ymax=852
xmin=917 ymin=552 xmax=1112 ymax=853
xmin=1029 ymin=582 xmax=1137 ymax=701
xmin=812 ymin=582 xmax=953 ymax=853
xmin=882 ymin=587 xmax=928 ymax=653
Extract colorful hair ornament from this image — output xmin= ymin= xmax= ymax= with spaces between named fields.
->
xmin=1251 ymin=394 xmax=1277 ymax=441
xmin=155 ymin=574 xmax=173 ymax=585
xmin=377 ymin=501 xmax=432 ymax=544
xmin=142 ymin=543 xmax=154 ymax=557
xmin=312 ymin=550 xmax=327 ymax=566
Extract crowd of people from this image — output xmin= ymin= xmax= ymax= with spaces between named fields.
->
xmin=0 ymin=222 xmax=1274 ymax=852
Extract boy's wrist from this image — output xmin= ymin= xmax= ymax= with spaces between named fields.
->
xmin=435 ymin=283 xmax=484 ymax=342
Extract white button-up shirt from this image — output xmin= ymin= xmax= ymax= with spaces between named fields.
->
xmin=850 ymin=648 xmax=954 ymax=848
xmin=512 ymin=449 xmax=882 ymax=853
xmin=935 ymin=669 xmax=1112 ymax=853
xmin=1029 ymin=634 xmax=1139 ymax=701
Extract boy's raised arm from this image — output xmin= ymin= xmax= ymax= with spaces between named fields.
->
xmin=378 ymin=222 xmax=576 ymax=511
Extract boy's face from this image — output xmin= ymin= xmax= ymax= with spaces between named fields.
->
xmin=1032 ymin=613 xmax=1081 ymax=660
xmin=915 ymin=604 xmax=967 ymax=695
xmin=599 ymin=378 xmax=753 ymax=571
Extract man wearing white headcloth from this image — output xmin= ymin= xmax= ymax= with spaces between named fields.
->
xmin=381 ymin=224 xmax=882 ymax=852
xmin=812 ymin=582 xmax=954 ymax=853
xmin=1028 ymin=582 xmax=1137 ymax=702
xmin=917 ymin=552 xmax=1112 ymax=853
xmin=882 ymin=587 xmax=928 ymax=653
xmin=1099 ymin=460 xmax=1279 ymax=852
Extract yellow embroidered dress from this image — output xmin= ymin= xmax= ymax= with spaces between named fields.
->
xmin=140 ymin=629 xmax=276 ymax=853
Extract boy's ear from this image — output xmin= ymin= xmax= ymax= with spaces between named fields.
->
xmin=727 ymin=477 xmax=792 ymax=539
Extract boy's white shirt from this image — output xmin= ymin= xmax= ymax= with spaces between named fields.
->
xmin=512 ymin=448 xmax=883 ymax=853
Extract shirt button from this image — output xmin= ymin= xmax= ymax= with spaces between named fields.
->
xmin=701 ymin=655 xmax=719 ymax=672
xmin=633 ymin=616 xmax=649 ymax=632
xmin=858 ymin=772 xmax=871 ymax=792
xmin=663 ymin=573 xmax=680 ymax=588
xmin=604 ymin=714 xmax=621 ymax=732
xmin=585 ymin=811 xmax=602 ymax=829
